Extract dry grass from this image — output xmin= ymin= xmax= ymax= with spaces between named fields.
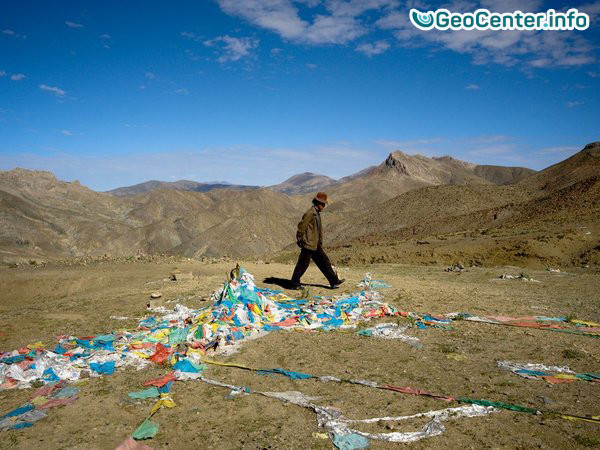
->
xmin=0 ymin=259 xmax=599 ymax=449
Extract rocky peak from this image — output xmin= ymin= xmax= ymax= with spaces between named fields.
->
xmin=583 ymin=141 xmax=600 ymax=155
xmin=0 ymin=168 xmax=93 ymax=201
xmin=384 ymin=151 xmax=411 ymax=175
xmin=0 ymin=168 xmax=60 ymax=192
xmin=2 ymin=168 xmax=58 ymax=181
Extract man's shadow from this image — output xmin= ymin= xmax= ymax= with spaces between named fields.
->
xmin=262 ymin=277 xmax=331 ymax=290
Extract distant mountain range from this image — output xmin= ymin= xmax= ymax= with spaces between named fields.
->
xmin=106 ymin=153 xmax=536 ymax=199
xmin=106 ymin=179 xmax=259 ymax=196
xmin=269 ymin=172 xmax=337 ymax=195
xmin=1 ymin=143 xmax=598 ymax=267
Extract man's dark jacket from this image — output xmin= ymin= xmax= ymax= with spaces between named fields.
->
xmin=296 ymin=205 xmax=322 ymax=251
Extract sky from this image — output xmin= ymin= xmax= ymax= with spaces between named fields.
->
xmin=0 ymin=0 xmax=599 ymax=191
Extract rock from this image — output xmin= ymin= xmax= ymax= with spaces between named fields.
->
xmin=170 ymin=272 xmax=194 ymax=281
xmin=150 ymin=292 xmax=162 ymax=298
xmin=445 ymin=263 xmax=464 ymax=273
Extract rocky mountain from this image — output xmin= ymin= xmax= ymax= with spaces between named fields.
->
xmin=375 ymin=144 xmax=598 ymax=236
xmin=106 ymin=179 xmax=258 ymax=196
xmin=270 ymin=172 xmax=336 ymax=195
xmin=316 ymin=143 xmax=599 ymax=267
xmin=106 ymin=152 xmax=534 ymax=203
xmin=362 ymin=152 xmax=536 ymax=186
xmin=323 ymin=151 xmax=535 ymax=212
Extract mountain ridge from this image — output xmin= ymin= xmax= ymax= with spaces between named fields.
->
xmin=1 ymin=144 xmax=596 ymax=266
xmin=102 ymin=152 xmax=536 ymax=199
xmin=106 ymin=179 xmax=259 ymax=196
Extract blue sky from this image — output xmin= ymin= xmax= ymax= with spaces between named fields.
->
xmin=1 ymin=0 xmax=598 ymax=191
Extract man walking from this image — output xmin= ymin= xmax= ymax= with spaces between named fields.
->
xmin=291 ymin=192 xmax=345 ymax=289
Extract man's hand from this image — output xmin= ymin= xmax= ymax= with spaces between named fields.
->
xmin=296 ymin=238 xmax=303 ymax=248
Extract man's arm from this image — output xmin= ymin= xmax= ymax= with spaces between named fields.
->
xmin=296 ymin=210 xmax=313 ymax=245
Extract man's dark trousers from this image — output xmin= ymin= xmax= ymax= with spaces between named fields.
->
xmin=291 ymin=245 xmax=338 ymax=286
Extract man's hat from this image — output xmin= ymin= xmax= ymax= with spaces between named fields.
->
xmin=313 ymin=192 xmax=329 ymax=205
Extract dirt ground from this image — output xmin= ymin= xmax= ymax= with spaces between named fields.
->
xmin=0 ymin=259 xmax=599 ymax=449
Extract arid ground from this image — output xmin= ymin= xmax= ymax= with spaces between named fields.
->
xmin=1 ymin=258 xmax=599 ymax=449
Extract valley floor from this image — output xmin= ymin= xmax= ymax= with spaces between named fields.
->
xmin=1 ymin=259 xmax=599 ymax=448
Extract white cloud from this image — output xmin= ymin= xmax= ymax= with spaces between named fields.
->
xmin=2 ymin=29 xmax=26 ymax=38
xmin=565 ymin=100 xmax=582 ymax=107
xmin=216 ymin=0 xmax=397 ymax=45
xmin=39 ymin=84 xmax=66 ymax=97
xmin=10 ymin=73 xmax=26 ymax=81
xmin=578 ymin=1 xmax=600 ymax=21
xmin=306 ymin=62 xmax=317 ymax=69
xmin=217 ymin=0 xmax=308 ymax=41
xmin=204 ymin=35 xmax=259 ymax=63
xmin=355 ymin=40 xmax=390 ymax=56
xmin=303 ymin=13 xmax=366 ymax=44
xmin=376 ymin=2 xmax=596 ymax=69
xmin=174 ymin=88 xmax=189 ymax=95
xmin=65 ymin=21 xmax=84 ymax=28
xmin=181 ymin=31 xmax=203 ymax=42
xmin=99 ymin=34 xmax=112 ymax=49
xmin=465 ymin=83 xmax=480 ymax=90
xmin=297 ymin=0 xmax=321 ymax=6
xmin=0 ymin=70 xmax=6 ymax=77
xmin=60 ymin=129 xmax=73 ymax=136
xmin=145 ymin=72 xmax=156 ymax=80
xmin=214 ymin=0 xmax=597 ymax=69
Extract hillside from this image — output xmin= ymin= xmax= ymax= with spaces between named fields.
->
xmin=473 ymin=165 xmax=536 ymax=185
xmin=313 ymin=143 xmax=600 ymax=267
xmin=0 ymin=169 xmax=301 ymax=261
xmin=0 ymin=169 xmax=135 ymax=260
xmin=107 ymin=188 xmax=301 ymax=258
xmin=518 ymin=141 xmax=600 ymax=192
xmin=327 ymin=184 xmax=532 ymax=243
